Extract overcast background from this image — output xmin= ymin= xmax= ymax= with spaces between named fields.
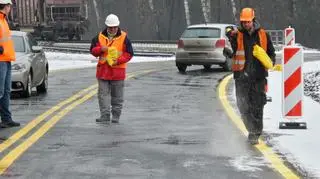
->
xmin=84 ymin=0 xmax=319 ymax=49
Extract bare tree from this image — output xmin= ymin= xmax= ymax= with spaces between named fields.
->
xmin=92 ymin=0 xmax=100 ymax=29
xmin=148 ymin=0 xmax=154 ymax=11
xmin=184 ymin=0 xmax=191 ymax=26
xmin=217 ymin=0 xmax=221 ymax=22
xmin=289 ymin=0 xmax=297 ymax=25
xmin=200 ymin=0 xmax=210 ymax=23
xmin=229 ymin=0 xmax=237 ymax=23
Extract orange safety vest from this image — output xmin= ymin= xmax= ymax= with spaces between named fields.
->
xmin=232 ymin=29 xmax=267 ymax=71
xmin=0 ymin=13 xmax=15 ymax=62
xmin=98 ymin=31 xmax=127 ymax=68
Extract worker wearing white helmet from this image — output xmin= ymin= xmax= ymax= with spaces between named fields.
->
xmin=0 ymin=0 xmax=12 ymax=5
xmin=0 ymin=0 xmax=20 ymax=128
xmin=90 ymin=14 xmax=134 ymax=124
xmin=105 ymin=14 xmax=120 ymax=27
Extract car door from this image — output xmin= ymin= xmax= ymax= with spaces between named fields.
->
xmin=25 ymin=34 xmax=44 ymax=86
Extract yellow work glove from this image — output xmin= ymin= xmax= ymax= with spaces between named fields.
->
xmin=107 ymin=47 xmax=118 ymax=59
xmin=106 ymin=47 xmax=120 ymax=66
xmin=272 ymin=64 xmax=282 ymax=71
xmin=253 ymin=44 xmax=273 ymax=69
xmin=106 ymin=58 xmax=115 ymax=66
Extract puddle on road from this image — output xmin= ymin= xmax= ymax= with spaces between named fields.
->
xmin=160 ymin=135 xmax=207 ymax=145
xmin=48 ymin=142 xmax=70 ymax=150
xmin=94 ymin=135 xmax=208 ymax=149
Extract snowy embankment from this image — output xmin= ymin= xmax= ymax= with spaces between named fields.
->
xmin=274 ymin=45 xmax=320 ymax=103
xmin=304 ymin=63 xmax=320 ymax=103
xmin=45 ymin=52 xmax=175 ymax=72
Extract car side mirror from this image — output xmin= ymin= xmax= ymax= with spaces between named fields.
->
xmin=32 ymin=46 xmax=43 ymax=53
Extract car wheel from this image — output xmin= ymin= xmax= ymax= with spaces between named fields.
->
xmin=176 ymin=62 xmax=187 ymax=73
xmin=37 ymin=70 xmax=48 ymax=93
xmin=222 ymin=57 xmax=232 ymax=71
xmin=22 ymin=73 xmax=32 ymax=98
xmin=203 ymin=65 xmax=211 ymax=70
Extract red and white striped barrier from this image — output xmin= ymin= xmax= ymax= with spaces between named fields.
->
xmin=284 ymin=26 xmax=295 ymax=46
xmin=279 ymin=26 xmax=306 ymax=129
xmin=280 ymin=46 xmax=306 ymax=129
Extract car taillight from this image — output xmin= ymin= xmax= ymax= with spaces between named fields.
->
xmin=177 ymin=40 xmax=184 ymax=48
xmin=215 ymin=39 xmax=225 ymax=48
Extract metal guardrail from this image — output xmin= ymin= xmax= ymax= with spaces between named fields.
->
xmin=267 ymin=30 xmax=284 ymax=45
xmin=39 ymin=30 xmax=284 ymax=55
xmin=41 ymin=43 xmax=176 ymax=57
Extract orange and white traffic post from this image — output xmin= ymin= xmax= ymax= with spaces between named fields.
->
xmin=280 ymin=26 xmax=307 ymax=129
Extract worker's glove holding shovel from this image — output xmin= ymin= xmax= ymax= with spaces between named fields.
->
xmin=272 ymin=64 xmax=282 ymax=71
xmin=225 ymin=26 xmax=237 ymax=38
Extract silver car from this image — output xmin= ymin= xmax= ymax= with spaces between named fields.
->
xmin=175 ymin=23 xmax=236 ymax=72
xmin=11 ymin=31 xmax=49 ymax=97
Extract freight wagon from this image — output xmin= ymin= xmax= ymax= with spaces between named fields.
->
xmin=9 ymin=0 xmax=89 ymax=41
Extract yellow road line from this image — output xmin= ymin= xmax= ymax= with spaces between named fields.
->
xmin=0 ymin=84 xmax=98 ymax=153
xmin=0 ymin=69 xmax=157 ymax=174
xmin=0 ymin=69 xmax=154 ymax=153
xmin=0 ymin=90 xmax=97 ymax=174
xmin=218 ymin=74 xmax=299 ymax=179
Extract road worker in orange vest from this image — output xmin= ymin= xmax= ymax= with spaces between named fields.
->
xmin=225 ymin=8 xmax=276 ymax=145
xmin=0 ymin=0 xmax=20 ymax=128
xmin=90 ymin=14 xmax=133 ymax=124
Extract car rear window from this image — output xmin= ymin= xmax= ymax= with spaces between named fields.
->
xmin=181 ymin=28 xmax=221 ymax=38
xmin=12 ymin=36 xmax=25 ymax=52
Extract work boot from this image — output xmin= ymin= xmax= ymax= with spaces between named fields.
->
xmin=111 ymin=116 xmax=120 ymax=123
xmin=0 ymin=120 xmax=21 ymax=128
xmin=248 ymin=134 xmax=259 ymax=145
xmin=96 ymin=115 xmax=110 ymax=123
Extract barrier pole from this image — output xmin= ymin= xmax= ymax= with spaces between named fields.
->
xmin=280 ymin=45 xmax=306 ymax=129
xmin=284 ymin=26 xmax=295 ymax=46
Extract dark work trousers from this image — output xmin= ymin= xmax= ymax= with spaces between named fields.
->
xmin=97 ymin=79 xmax=124 ymax=120
xmin=235 ymin=78 xmax=267 ymax=137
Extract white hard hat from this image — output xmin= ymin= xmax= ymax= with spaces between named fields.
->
xmin=105 ymin=14 xmax=120 ymax=27
xmin=0 ymin=0 xmax=12 ymax=4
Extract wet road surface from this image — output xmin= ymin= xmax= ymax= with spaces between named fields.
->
xmin=0 ymin=61 xmax=285 ymax=178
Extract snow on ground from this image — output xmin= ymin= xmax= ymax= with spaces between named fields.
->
xmin=263 ymin=63 xmax=320 ymax=177
xmin=45 ymin=52 xmax=175 ymax=72
xmin=46 ymin=49 xmax=320 ymax=177
xmin=259 ymin=53 xmax=320 ymax=177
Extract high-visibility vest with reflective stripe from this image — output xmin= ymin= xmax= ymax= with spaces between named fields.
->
xmin=98 ymin=31 xmax=127 ymax=68
xmin=232 ymin=29 xmax=267 ymax=71
xmin=0 ymin=13 xmax=15 ymax=62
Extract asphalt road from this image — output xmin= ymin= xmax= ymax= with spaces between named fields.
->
xmin=0 ymin=61 xmax=287 ymax=178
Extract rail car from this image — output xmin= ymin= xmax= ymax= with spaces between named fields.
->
xmin=9 ymin=0 xmax=89 ymax=41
